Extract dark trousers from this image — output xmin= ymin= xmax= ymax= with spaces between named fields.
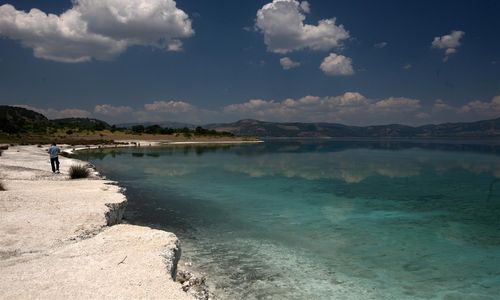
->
xmin=50 ymin=157 xmax=60 ymax=172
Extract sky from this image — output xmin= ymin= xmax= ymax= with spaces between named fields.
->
xmin=0 ymin=0 xmax=499 ymax=125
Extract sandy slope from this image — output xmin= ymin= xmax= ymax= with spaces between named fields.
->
xmin=0 ymin=145 xmax=194 ymax=300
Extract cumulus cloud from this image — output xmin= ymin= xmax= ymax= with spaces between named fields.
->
xmin=299 ymin=1 xmax=310 ymax=13
xmin=327 ymin=92 xmax=368 ymax=107
xmin=223 ymin=92 xmax=424 ymax=124
xmin=373 ymin=42 xmax=387 ymax=49
xmin=144 ymin=100 xmax=195 ymax=113
xmin=320 ymin=53 xmax=354 ymax=76
xmin=431 ymin=30 xmax=465 ymax=61
xmin=94 ymin=104 xmax=132 ymax=116
xmin=0 ymin=0 xmax=194 ymax=62
xmin=430 ymin=96 xmax=500 ymax=121
xmin=222 ymin=94 xmax=499 ymax=124
xmin=13 ymin=95 xmax=499 ymax=126
xmin=432 ymin=99 xmax=455 ymax=112
xmin=15 ymin=105 xmax=91 ymax=119
xmin=458 ymin=96 xmax=500 ymax=116
xmin=372 ymin=97 xmax=421 ymax=112
xmin=138 ymin=100 xmax=219 ymax=124
xmin=224 ymin=99 xmax=276 ymax=116
xmin=255 ymin=0 xmax=349 ymax=54
xmin=280 ymin=57 xmax=300 ymax=69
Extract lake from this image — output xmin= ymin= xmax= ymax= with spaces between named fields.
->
xmin=76 ymin=139 xmax=500 ymax=299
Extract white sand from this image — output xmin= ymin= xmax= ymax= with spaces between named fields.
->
xmin=0 ymin=145 xmax=194 ymax=300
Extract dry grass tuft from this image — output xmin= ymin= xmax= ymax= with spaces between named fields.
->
xmin=69 ymin=165 xmax=90 ymax=179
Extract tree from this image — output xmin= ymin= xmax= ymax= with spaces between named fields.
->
xmin=145 ymin=125 xmax=162 ymax=134
xmin=131 ymin=125 xmax=145 ymax=134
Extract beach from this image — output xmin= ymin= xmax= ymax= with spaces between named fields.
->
xmin=0 ymin=144 xmax=197 ymax=299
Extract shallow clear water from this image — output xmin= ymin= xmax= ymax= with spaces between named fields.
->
xmin=77 ymin=140 xmax=500 ymax=299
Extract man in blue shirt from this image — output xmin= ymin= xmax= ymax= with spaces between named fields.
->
xmin=48 ymin=143 xmax=60 ymax=173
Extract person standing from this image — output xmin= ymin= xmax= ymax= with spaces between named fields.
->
xmin=48 ymin=143 xmax=60 ymax=173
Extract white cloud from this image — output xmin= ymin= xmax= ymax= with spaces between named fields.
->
xmin=431 ymin=30 xmax=465 ymax=61
xmin=299 ymin=1 xmax=310 ymax=13
xmin=432 ymin=99 xmax=455 ymax=113
xmin=0 ymin=0 xmax=194 ymax=62
xmin=374 ymin=42 xmax=387 ymax=49
xmin=430 ymin=96 xmax=500 ymax=121
xmin=325 ymin=92 xmax=369 ymax=108
xmin=458 ymin=96 xmax=500 ymax=116
xmin=139 ymin=100 xmax=219 ymax=124
xmin=255 ymin=0 xmax=349 ymax=53
xmin=94 ymin=104 xmax=132 ymax=116
xmin=445 ymin=48 xmax=457 ymax=55
xmin=222 ymin=93 xmax=424 ymax=124
xmin=432 ymin=30 xmax=464 ymax=49
xmin=403 ymin=64 xmax=412 ymax=69
xmin=15 ymin=105 xmax=92 ymax=119
xmin=280 ymin=57 xmax=300 ymax=69
xmin=144 ymin=100 xmax=195 ymax=113
xmin=320 ymin=53 xmax=354 ymax=76
xmin=372 ymin=97 xmax=421 ymax=112
xmin=166 ymin=39 xmax=184 ymax=52
xmin=224 ymin=99 xmax=275 ymax=114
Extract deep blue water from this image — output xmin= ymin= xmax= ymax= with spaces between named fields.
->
xmin=76 ymin=140 xmax=500 ymax=299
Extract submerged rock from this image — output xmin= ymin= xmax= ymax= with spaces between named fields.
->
xmin=177 ymin=269 xmax=215 ymax=300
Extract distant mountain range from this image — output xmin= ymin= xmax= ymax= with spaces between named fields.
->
xmin=205 ymin=118 xmax=500 ymax=138
xmin=1 ymin=105 xmax=499 ymax=137
xmin=116 ymin=117 xmax=500 ymax=137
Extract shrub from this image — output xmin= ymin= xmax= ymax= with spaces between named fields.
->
xmin=0 ymin=181 xmax=4 ymax=191
xmin=69 ymin=165 xmax=90 ymax=179
xmin=144 ymin=125 xmax=162 ymax=134
xmin=131 ymin=125 xmax=144 ymax=134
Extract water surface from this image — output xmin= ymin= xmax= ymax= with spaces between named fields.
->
xmin=76 ymin=140 xmax=500 ymax=299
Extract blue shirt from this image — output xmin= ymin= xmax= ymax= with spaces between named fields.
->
xmin=48 ymin=145 xmax=60 ymax=158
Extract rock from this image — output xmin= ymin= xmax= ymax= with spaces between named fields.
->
xmin=105 ymin=199 xmax=128 ymax=226
xmin=177 ymin=269 xmax=214 ymax=300
xmin=162 ymin=238 xmax=182 ymax=280
xmin=177 ymin=269 xmax=193 ymax=284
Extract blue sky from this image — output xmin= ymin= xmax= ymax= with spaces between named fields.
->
xmin=0 ymin=0 xmax=499 ymax=125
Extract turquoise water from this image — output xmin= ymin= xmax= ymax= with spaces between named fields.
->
xmin=77 ymin=140 xmax=500 ymax=299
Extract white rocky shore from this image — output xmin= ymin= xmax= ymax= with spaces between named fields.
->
xmin=0 ymin=145 xmax=199 ymax=299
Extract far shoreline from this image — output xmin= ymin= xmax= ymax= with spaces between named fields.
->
xmin=60 ymin=138 xmax=263 ymax=156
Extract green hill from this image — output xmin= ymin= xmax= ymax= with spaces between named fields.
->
xmin=0 ymin=105 xmax=49 ymax=133
xmin=51 ymin=118 xmax=111 ymax=131
xmin=0 ymin=106 xmax=110 ymax=134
